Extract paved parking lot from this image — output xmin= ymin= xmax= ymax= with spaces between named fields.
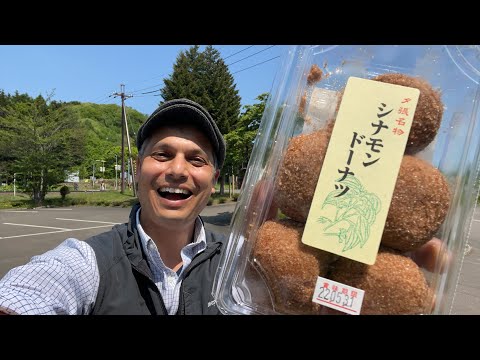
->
xmin=0 ymin=205 xmax=235 ymax=279
xmin=0 ymin=207 xmax=129 ymax=279
xmin=449 ymin=207 xmax=480 ymax=314
xmin=0 ymin=204 xmax=479 ymax=314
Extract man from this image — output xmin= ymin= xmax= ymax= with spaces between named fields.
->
xmin=0 ymin=98 xmax=226 ymax=314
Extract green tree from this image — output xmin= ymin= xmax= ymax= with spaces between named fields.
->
xmin=0 ymin=93 xmax=86 ymax=205
xmin=0 ymin=90 xmax=34 ymax=179
xmin=161 ymin=46 xmax=210 ymax=105
xmin=161 ymin=45 xmax=241 ymax=135
xmin=202 ymin=46 xmax=241 ymax=135
xmin=68 ymin=103 xmax=145 ymax=181
xmin=160 ymin=45 xmax=241 ymax=194
xmin=224 ymin=93 xmax=268 ymax=187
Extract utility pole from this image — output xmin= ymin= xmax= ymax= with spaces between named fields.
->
xmin=123 ymin=106 xmax=137 ymax=197
xmin=112 ymin=84 xmax=133 ymax=194
xmin=115 ymin=154 xmax=118 ymax=190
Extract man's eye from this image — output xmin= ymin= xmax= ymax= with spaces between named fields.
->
xmin=190 ymin=158 xmax=207 ymax=166
xmin=151 ymin=153 xmax=169 ymax=160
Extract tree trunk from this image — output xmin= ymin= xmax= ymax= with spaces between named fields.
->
xmin=31 ymin=171 xmax=48 ymax=207
xmin=219 ymin=174 xmax=225 ymax=195
xmin=33 ymin=190 xmax=42 ymax=207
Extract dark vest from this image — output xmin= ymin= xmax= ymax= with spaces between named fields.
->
xmin=86 ymin=204 xmax=226 ymax=315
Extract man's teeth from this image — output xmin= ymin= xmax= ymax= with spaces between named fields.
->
xmin=159 ymin=187 xmax=190 ymax=195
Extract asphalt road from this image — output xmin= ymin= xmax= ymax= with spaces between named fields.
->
xmin=449 ymin=208 xmax=480 ymax=314
xmin=0 ymin=204 xmax=236 ymax=280
xmin=0 ymin=204 xmax=479 ymax=314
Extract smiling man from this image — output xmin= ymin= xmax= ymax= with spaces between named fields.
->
xmin=0 ymin=99 xmax=227 ymax=315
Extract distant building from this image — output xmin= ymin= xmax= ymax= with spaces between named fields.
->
xmin=65 ymin=171 xmax=80 ymax=183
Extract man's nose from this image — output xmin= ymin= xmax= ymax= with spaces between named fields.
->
xmin=166 ymin=156 xmax=188 ymax=180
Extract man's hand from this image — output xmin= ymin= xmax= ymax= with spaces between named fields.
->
xmin=410 ymin=237 xmax=452 ymax=273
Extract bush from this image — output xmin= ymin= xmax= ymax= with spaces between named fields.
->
xmin=60 ymin=185 xmax=70 ymax=200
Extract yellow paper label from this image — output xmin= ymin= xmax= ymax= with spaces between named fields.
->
xmin=301 ymin=76 xmax=419 ymax=265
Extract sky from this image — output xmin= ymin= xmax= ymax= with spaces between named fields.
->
xmin=0 ymin=45 xmax=478 ymax=175
xmin=0 ymin=45 xmax=288 ymax=115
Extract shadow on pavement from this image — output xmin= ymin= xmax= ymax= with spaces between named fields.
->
xmin=201 ymin=211 xmax=232 ymax=226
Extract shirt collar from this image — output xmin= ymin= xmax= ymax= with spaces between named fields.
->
xmin=135 ymin=207 xmax=207 ymax=258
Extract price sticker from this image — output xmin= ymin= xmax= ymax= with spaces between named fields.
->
xmin=312 ymin=276 xmax=365 ymax=315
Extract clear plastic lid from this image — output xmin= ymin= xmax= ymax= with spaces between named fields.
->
xmin=213 ymin=45 xmax=480 ymax=315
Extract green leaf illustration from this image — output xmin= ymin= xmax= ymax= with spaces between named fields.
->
xmin=318 ymin=175 xmax=381 ymax=252
xmin=317 ymin=216 xmax=331 ymax=224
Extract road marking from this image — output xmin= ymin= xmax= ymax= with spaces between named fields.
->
xmin=1 ymin=211 xmax=38 ymax=213
xmin=474 ymin=219 xmax=480 ymax=222
xmin=56 ymin=218 xmax=118 ymax=225
xmin=3 ymin=223 xmax=70 ymax=230
xmin=0 ymin=224 xmax=114 ymax=240
xmin=38 ymin=208 xmax=72 ymax=211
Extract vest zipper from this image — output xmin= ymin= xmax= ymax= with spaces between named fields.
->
xmin=176 ymin=242 xmax=222 ymax=315
xmin=132 ymin=267 xmax=168 ymax=315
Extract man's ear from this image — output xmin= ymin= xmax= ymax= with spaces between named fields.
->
xmin=135 ymin=157 xmax=142 ymax=182
xmin=211 ymin=169 xmax=220 ymax=194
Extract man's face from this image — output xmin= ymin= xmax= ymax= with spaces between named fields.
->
xmin=136 ymin=125 xmax=220 ymax=230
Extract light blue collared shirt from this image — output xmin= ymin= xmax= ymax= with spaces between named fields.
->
xmin=135 ymin=208 xmax=206 ymax=314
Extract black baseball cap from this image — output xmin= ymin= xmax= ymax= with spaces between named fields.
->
xmin=136 ymin=98 xmax=226 ymax=169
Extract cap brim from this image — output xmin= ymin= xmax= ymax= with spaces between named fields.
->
xmin=137 ymin=100 xmax=226 ymax=169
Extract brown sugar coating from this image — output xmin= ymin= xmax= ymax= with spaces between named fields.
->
xmin=300 ymin=64 xmax=325 ymax=117
xmin=382 ymin=155 xmax=450 ymax=252
xmin=274 ymin=129 xmax=330 ymax=223
xmin=244 ymin=179 xmax=278 ymax=240
xmin=372 ymin=73 xmax=443 ymax=154
xmin=253 ymin=219 xmax=334 ymax=314
xmin=329 ymin=247 xmax=433 ymax=315
xmin=307 ymin=64 xmax=323 ymax=86
xmin=255 ymin=71 xmax=447 ymax=315
xmin=299 ymin=94 xmax=307 ymax=116
xmin=274 ymin=127 xmax=450 ymax=247
xmin=332 ymin=73 xmax=443 ymax=154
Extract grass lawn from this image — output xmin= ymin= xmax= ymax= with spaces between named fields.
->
xmin=0 ymin=188 xmax=237 ymax=209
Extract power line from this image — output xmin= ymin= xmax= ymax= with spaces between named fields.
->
xmin=227 ymin=45 xmax=275 ymax=67
xmin=128 ymin=94 xmax=159 ymax=98
xmin=93 ymin=47 xmax=279 ymax=109
xmin=140 ymin=89 xmax=161 ymax=95
xmin=138 ymin=46 xmax=275 ymax=93
xmin=91 ymin=95 xmax=113 ymax=104
xmin=223 ymin=45 xmax=254 ymax=60
xmin=124 ymin=71 xmax=170 ymax=93
xmin=98 ymin=96 xmax=116 ymax=105
xmin=90 ymin=93 xmax=113 ymax=103
xmin=93 ymin=46 xmax=274 ymax=104
xmin=122 ymin=46 xmax=269 ymax=97
xmin=129 ymin=80 xmax=165 ymax=94
xmin=232 ymin=56 xmax=280 ymax=75
xmin=88 ymin=90 xmax=119 ymax=104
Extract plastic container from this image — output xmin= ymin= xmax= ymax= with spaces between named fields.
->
xmin=213 ymin=45 xmax=480 ymax=315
